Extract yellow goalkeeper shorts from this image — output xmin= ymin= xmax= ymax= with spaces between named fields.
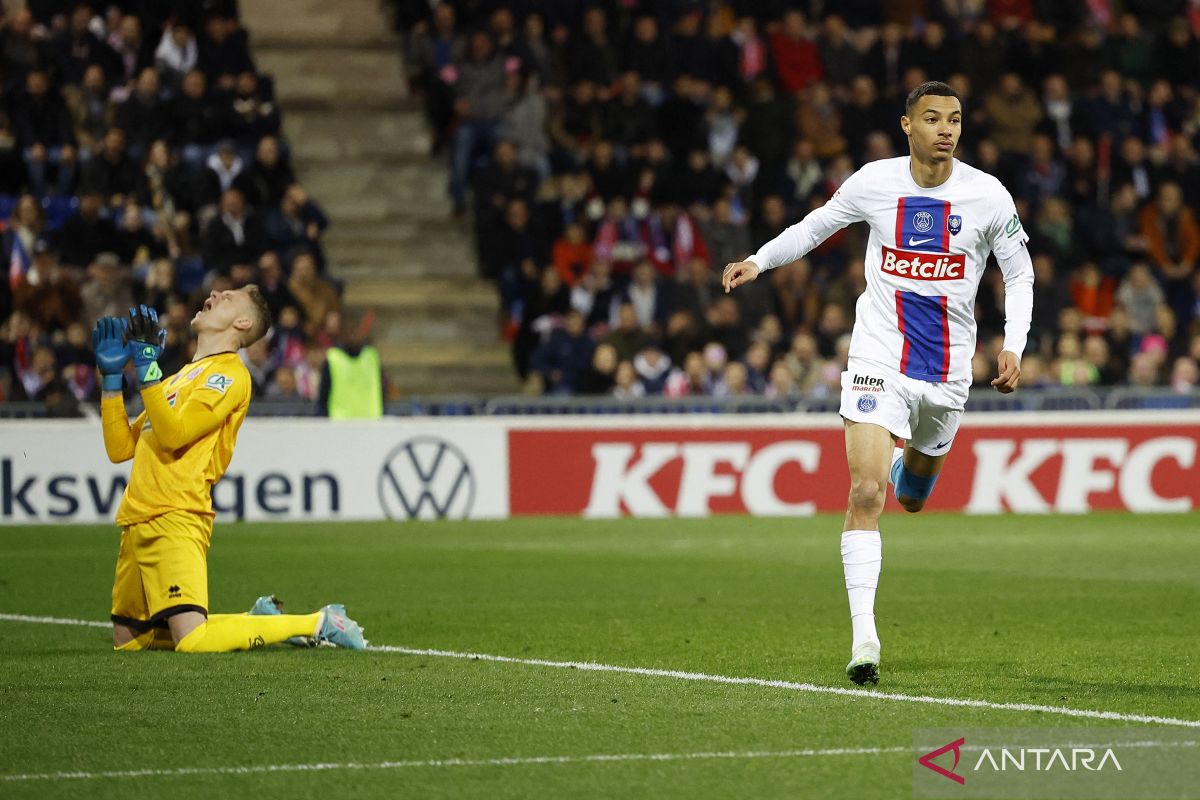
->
xmin=111 ymin=510 xmax=212 ymax=632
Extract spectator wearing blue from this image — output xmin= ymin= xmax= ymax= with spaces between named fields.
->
xmin=228 ymin=71 xmax=281 ymax=146
xmin=118 ymin=68 xmax=171 ymax=159
xmin=633 ymin=343 xmax=671 ymax=395
xmin=170 ymin=69 xmax=222 ymax=166
xmin=622 ymin=260 xmax=670 ymax=333
xmin=82 ymin=127 xmax=140 ymax=206
xmin=530 ymin=309 xmax=594 ymax=394
xmin=58 ymin=190 xmax=116 ymax=268
xmin=449 ymin=31 xmax=506 ymax=215
xmin=203 ymin=188 xmax=266 ymax=275
xmin=55 ymin=4 xmax=120 ymax=86
xmin=15 ymin=70 xmax=77 ymax=197
xmin=240 ymin=136 xmax=295 ymax=209
xmin=265 ymin=184 xmax=329 ymax=270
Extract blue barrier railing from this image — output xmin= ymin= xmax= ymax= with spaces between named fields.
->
xmin=2 ymin=388 xmax=1198 ymax=418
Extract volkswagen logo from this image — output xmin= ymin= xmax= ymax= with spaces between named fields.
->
xmin=378 ymin=437 xmax=476 ymax=520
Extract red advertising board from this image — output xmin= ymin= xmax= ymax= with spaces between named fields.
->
xmin=508 ymin=418 xmax=1200 ymax=517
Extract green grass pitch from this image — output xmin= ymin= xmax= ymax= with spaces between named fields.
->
xmin=1 ymin=513 xmax=1197 ymax=799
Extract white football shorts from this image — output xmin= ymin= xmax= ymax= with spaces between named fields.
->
xmin=839 ymin=358 xmax=971 ymax=455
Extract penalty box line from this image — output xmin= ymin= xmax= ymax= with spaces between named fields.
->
xmin=4 ymin=612 xmax=1200 ymax=730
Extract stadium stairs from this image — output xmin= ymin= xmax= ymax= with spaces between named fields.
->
xmin=242 ymin=0 xmax=518 ymax=396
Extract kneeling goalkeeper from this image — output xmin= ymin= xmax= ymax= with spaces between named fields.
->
xmin=94 ymin=288 xmax=366 ymax=652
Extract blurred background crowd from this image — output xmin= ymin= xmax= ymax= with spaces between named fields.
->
xmin=398 ymin=0 xmax=1200 ymax=399
xmin=0 ymin=0 xmax=343 ymax=414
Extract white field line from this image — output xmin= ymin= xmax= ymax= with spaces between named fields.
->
xmin=0 ymin=613 xmax=109 ymax=628
xmin=0 ymin=747 xmax=910 ymax=783
xmin=5 ymin=612 xmax=1200 ymax=730
xmin=371 ymin=644 xmax=1200 ymax=729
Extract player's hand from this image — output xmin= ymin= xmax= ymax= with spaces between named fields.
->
xmin=91 ymin=316 xmax=130 ymax=393
xmin=125 ymin=305 xmax=167 ymax=386
xmin=722 ymin=260 xmax=761 ymax=293
xmin=991 ymin=350 xmax=1021 ymax=394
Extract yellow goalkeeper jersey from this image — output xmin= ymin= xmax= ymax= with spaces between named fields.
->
xmin=105 ymin=353 xmax=252 ymax=526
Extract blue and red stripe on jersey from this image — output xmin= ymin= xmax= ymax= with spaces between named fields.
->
xmin=894 ymin=196 xmax=951 ymax=253
xmin=895 ymin=290 xmax=950 ymax=382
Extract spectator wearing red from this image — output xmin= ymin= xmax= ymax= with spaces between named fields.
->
xmin=1068 ymin=262 xmax=1115 ymax=333
xmin=1139 ymin=181 xmax=1200 ymax=322
xmin=552 ymin=222 xmax=592 ymax=286
xmin=769 ymin=11 xmax=822 ymax=95
xmin=989 ymin=0 xmax=1035 ymax=28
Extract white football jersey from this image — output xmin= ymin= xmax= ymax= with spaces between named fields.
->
xmin=750 ymin=157 xmax=1032 ymax=383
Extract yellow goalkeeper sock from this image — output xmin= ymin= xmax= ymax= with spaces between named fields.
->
xmin=174 ymin=612 xmax=321 ymax=653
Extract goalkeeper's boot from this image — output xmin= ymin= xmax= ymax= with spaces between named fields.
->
xmin=846 ymin=641 xmax=880 ymax=686
xmin=248 ymin=594 xmax=315 ymax=647
xmin=315 ymin=603 xmax=368 ymax=650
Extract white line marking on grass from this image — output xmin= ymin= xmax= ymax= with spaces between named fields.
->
xmin=0 ymin=747 xmax=910 ymax=783
xmin=0 ymin=613 xmax=109 ymax=628
xmin=373 ymin=645 xmax=1200 ymax=729
xmin=5 ymin=612 xmax=1200 ymax=730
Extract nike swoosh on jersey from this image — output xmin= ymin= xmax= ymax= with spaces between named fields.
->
xmin=908 ymin=236 xmax=935 ymax=246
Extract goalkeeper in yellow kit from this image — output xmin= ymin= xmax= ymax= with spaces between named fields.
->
xmin=93 ymin=287 xmax=366 ymax=652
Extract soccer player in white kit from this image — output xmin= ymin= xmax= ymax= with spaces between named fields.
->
xmin=723 ymin=82 xmax=1034 ymax=685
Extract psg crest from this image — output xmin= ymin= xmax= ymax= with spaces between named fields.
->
xmin=947 ymin=214 xmax=962 ymax=235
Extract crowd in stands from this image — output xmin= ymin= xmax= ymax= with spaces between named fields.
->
xmin=0 ymin=0 xmax=341 ymax=415
xmin=400 ymin=0 xmax=1200 ymax=399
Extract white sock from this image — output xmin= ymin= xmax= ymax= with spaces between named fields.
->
xmin=888 ymin=447 xmax=903 ymax=483
xmin=841 ymin=529 xmax=882 ymax=649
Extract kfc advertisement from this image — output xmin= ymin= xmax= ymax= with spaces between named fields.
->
xmin=508 ymin=414 xmax=1199 ymax=517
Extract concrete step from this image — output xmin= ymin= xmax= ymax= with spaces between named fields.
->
xmin=243 ymin=1 xmax=519 ymax=395
xmin=377 ymin=341 xmax=509 ymax=366
xmin=284 ymin=108 xmax=429 ymax=162
xmin=326 ymin=240 xmax=475 ymax=279
xmin=298 ymin=163 xmax=454 ymax=220
xmin=371 ymin=311 xmax=499 ymax=347
xmin=243 ymin=0 xmax=397 ymax=50
xmin=387 ymin=365 xmax=520 ymax=396
xmin=379 ymin=343 xmax=519 ymax=396
xmin=346 ymin=278 xmax=499 ymax=347
xmin=342 ymin=277 xmax=495 ymax=309
xmin=257 ymin=49 xmax=408 ymax=107
xmin=324 ymin=217 xmax=465 ymax=247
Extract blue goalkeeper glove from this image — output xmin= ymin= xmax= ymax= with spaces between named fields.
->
xmin=91 ymin=316 xmax=130 ymax=392
xmin=125 ymin=305 xmax=168 ymax=385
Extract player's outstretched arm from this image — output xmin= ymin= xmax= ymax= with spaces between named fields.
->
xmin=728 ymin=170 xmax=867 ymax=292
xmin=93 ymin=316 xmax=139 ymax=463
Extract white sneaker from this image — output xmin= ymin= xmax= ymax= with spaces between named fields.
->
xmin=846 ymin=641 xmax=880 ymax=685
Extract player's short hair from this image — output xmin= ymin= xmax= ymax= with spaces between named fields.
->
xmin=905 ymin=81 xmax=961 ymax=115
xmin=240 ymin=284 xmax=272 ymax=346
